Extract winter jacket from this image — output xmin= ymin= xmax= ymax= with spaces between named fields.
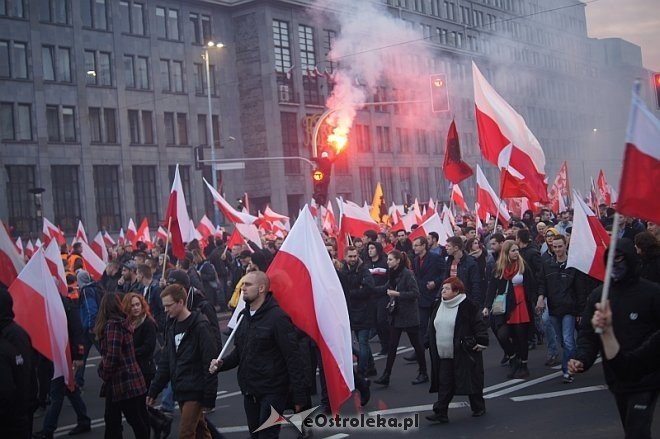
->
xmin=575 ymin=238 xmax=660 ymax=393
xmin=143 ymin=281 xmax=165 ymax=333
xmin=538 ymin=257 xmax=585 ymax=317
xmin=149 ymin=311 xmax=219 ymax=408
xmin=607 ymin=329 xmax=660 ymax=379
xmin=79 ymin=283 xmax=100 ymax=331
xmin=519 ymin=243 xmax=543 ymax=281
xmin=375 ymin=266 xmax=420 ymax=329
xmin=186 ymin=287 xmax=222 ymax=349
xmin=219 ymin=294 xmax=308 ymax=406
xmin=412 ymin=251 xmax=446 ymax=308
xmin=639 ymin=252 xmax=660 ymax=285
xmin=428 ymin=298 xmax=489 ymax=395
xmin=443 ymin=254 xmax=483 ymax=308
xmin=99 ymin=318 xmax=147 ymax=401
xmin=485 ymin=261 xmax=538 ymax=324
xmin=339 ymin=261 xmax=376 ymax=330
xmin=364 ymin=254 xmax=389 ymax=289
xmin=132 ymin=317 xmax=158 ymax=382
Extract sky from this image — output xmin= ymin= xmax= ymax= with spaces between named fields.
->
xmin=584 ymin=0 xmax=660 ymax=71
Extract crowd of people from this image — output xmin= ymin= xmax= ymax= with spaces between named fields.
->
xmin=1 ymin=203 xmax=660 ymax=438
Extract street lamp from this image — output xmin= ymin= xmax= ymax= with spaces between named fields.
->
xmin=202 ymin=41 xmax=225 ymax=226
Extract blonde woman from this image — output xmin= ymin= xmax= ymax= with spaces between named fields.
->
xmin=483 ymin=241 xmax=540 ymax=379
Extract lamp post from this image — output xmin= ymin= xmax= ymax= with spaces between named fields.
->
xmin=202 ymin=41 xmax=225 ymax=226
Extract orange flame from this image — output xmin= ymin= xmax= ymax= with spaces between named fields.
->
xmin=327 ymin=127 xmax=348 ymax=155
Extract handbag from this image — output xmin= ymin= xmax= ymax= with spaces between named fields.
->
xmin=491 ymin=281 xmax=510 ymax=316
xmin=386 ymin=298 xmax=398 ymax=315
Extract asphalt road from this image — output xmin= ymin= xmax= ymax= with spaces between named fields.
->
xmin=42 ymin=315 xmax=660 ymax=439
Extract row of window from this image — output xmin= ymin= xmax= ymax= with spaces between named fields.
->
xmin=4 ymin=164 xmax=214 ymax=236
xmin=0 ymin=103 xmax=219 ymax=146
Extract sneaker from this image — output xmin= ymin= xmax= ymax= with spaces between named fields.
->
xmin=411 ymin=372 xmax=429 ymax=385
xmin=514 ymin=363 xmax=530 ymax=379
xmin=544 ymin=355 xmax=560 ymax=367
xmin=563 ymin=373 xmax=574 ymax=384
xmin=500 ymin=354 xmax=510 ymax=366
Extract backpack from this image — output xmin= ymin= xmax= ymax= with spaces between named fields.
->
xmin=79 ymin=283 xmax=101 ymax=330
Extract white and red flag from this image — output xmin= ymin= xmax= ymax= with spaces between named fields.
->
xmin=156 ymin=227 xmax=169 ymax=244
xmin=136 ymin=218 xmax=152 ymax=246
xmin=117 ymin=228 xmax=125 ymax=246
xmin=126 ymin=219 xmax=137 ymax=246
xmin=618 ymin=93 xmax=660 ymax=222
xmin=15 ymin=237 xmax=24 ymax=258
xmin=322 ymin=201 xmax=337 ymax=236
xmin=203 ymin=179 xmax=258 ymax=224
xmin=566 ymin=190 xmax=609 ymax=281
xmin=42 ymin=218 xmax=65 ymax=247
xmin=597 ymin=170 xmax=612 ymax=207
xmin=197 ymin=215 xmax=215 ymax=240
xmin=226 ymin=228 xmax=247 ymax=249
xmin=79 ymin=240 xmax=106 ymax=281
xmin=236 ymin=224 xmax=263 ymax=249
xmin=548 ymin=161 xmax=570 ymax=213
xmin=74 ymin=220 xmax=88 ymax=244
xmin=164 ymin=165 xmax=194 ymax=260
xmin=44 ymin=240 xmax=68 ymax=296
xmin=267 ymin=206 xmax=354 ymax=413
xmin=34 ymin=238 xmax=43 ymax=252
xmin=102 ymin=231 xmax=115 ymax=247
xmin=476 ymin=165 xmax=511 ymax=226
xmin=472 ymin=62 xmax=548 ymax=202
xmin=451 ymin=184 xmax=469 ymax=212
xmin=0 ymin=219 xmax=25 ymax=287
xmin=25 ymin=240 xmax=34 ymax=259
xmin=262 ymin=206 xmax=290 ymax=224
xmin=409 ymin=212 xmax=453 ymax=246
xmin=91 ymin=232 xmax=109 ymax=264
xmin=336 ymin=198 xmax=379 ymax=256
xmin=9 ymin=248 xmax=74 ymax=389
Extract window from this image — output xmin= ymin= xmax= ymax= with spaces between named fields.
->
xmin=190 ymin=13 xmax=212 ymax=44
xmin=104 ymin=108 xmax=117 ymax=143
xmin=142 ymin=111 xmax=154 ymax=144
xmin=156 ymin=6 xmax=180 ymax=40
xmin=357 ymin=124 xmax=371 ymax=152
xmin=57 ymin=47 xmax=71 ymax=82
xmin=62 ymin=106 xmax=75 ymax=141
xmin=0 ymin=102 xmax=30 ymax=141
xmin=193 ymin=63 xmax=216 ymax=95
xmin=160 ymin=59 xmax=183 ymax=92
xmin=89 ymin=107 xmax=116 ymax=143
xmin=51 ymin=166 xmax=81 ymax=233
xmin=41 ymin=0 xmax=70 ymax=25
xmin=89 ymin=107 xmax=101 ymax=142
xmin=5 ymin=41 xmax=28 ymax=79
xmin=197 ymin=114 xmax=207 ymax=145
xmin=299 ymin=25 xmax=320 ymax=105
xmin=46 ymin=105 xmax=76 ymax=142
xmin=84 ymin=50 xmax=96 ymax=84
xmin=98 ymin=52 xmax=111 ymax=85
xmin=168 ymin=165 xmax=192 ymax=213
xmin=322 ymin=29 xmax=336 ymax=73
xmin=176 ymin=113 xmax=188 ymax=145
xmin=124 ymin=55 xmax=135 ymax=88
xmin=280 ymin=112 xmax=299 ymax=175
xmin=124 ymin=55 xmax=149 ymax=89
xmin=81 ymin=0 xmax=107 ymax=30
xmin=119 ymin=1 xmax=145 ymax=35
xmin=273 ymin=20 xmax=291 ymax=74
xmin=42 ymin=46 xmax=55 ymax=81
xmin=6 ymin=165 xmax=36 ymax=236
xmin=0 ymin=41 xmax=9 ymax=77
xmin=164 ymin=112 xmax=175 ymax=145
xmin=85 ymin=50 xmax=112 ymax=86
xmin=133 ymin=166 xmax=159 ymax=226
xmin=380 ymin=167 xmax=393 ymax=204
xmin=46 ymin=105 xmax=59 ymax=141
xmin=359 ymin=167 xmax=373 ymax=204
xmin=93 ymin=165 xmax=122 ymax=231
xmin=128 ymin=110 xmax=140 ymax=143
xmin=1 ymin=0 xmax=26 ymax=18
xmin=399 ymin=167 xmax=412 ymax=198
xmin=418 ymin=167 xmax=430 ymax=200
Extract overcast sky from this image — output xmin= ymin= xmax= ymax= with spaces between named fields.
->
xmin=584 ymin=0 xmax=660 ymax=71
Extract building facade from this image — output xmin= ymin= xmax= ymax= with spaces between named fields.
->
xmin=1 ymin=0 xmax=657 ymax=238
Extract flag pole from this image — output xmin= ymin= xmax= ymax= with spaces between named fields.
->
xmin=596 ymin=213 xmax=620 ymax=333
xmin=162 ymin=217 xmax=172 ymax=276
xmin=216 ymin=314 xmax=244 ymax=360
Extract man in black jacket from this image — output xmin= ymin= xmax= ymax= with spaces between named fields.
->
xmin=569 ymin=239 xmax=660 ymax=439
xmin=209 ymin=271 xmax=308 ymax=438
xmin=443 ymin=236 xmax=482 ymax=307
xmin=365 ymin=241 xmax=389 ymax=355
xmin=338 ymin=246 xmax=376 ymax=377
xmin=136 ymin=264 xmax=166 ymax=333
xmin=147 ymin=284 xmax=219 ymax=439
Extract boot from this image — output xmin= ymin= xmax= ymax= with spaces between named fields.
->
xmin=514 ymin=362 xmax=530 ymax=379
xmin=357 ymin=378 xmax=371 ymax=406
xmin=374 ymin=372 xmax=390 ymax=386
xmin=411 ymin=372 xmax=429 ymax=385
xmin=506 ymin=356 xmax=520 ymax=379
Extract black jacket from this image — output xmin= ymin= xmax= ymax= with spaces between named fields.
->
xmin=538 ymin=257 xmax=586 ymax=317
xmin=219 ymin=294 xmax=308 ymax=406
xmin=364 ymin=254 xmax=389 ymax=289
xmin=575 ymin=239 xmax=660 ymax=393
xmin=339 ymin=261 xmax=376 ymax=330
xmin=143 ymin=280 xmax=165 ymax=333
xmin=428 ymin=298 xmax=489 ymax=395
xmin=149 ymin=311 xmax=219 ymax=407
xmin=133 ymin=317 xmax=158 ymax=381
xmin=443 ymin=254 xmax=483 ymax=308
xmin=519 ymin=243 xmax=543 ymax=281
xmin=187 ymin=287 xmax=222 ymax=349
xmin=639 ymin=252 xmax=660 ymax=285
xmin=412 ymin=251 xmax=446 ymax=308
xmin=374 ymin=266 xmax=420 ymax=329
xmin=485 ymin=261 xmax=538 ymax=323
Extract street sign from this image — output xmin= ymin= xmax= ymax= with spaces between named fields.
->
xmin=213 ymin=162 xmax=245 ymax=171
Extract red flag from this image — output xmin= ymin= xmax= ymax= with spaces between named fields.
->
xmin=164 ymin=165 xmax=193 ymax=260
xmin=476 ymin=165 xmax=510 ymax=226
xmin=226 ymin=228 xmax=246 ymax=249
xmin=203 ymin=178 xmax=258 ymax=224
xmin=443 ymin=119 xmax=473 ymax=183
xmin=618 ymin=93 xmax=660 ymax=222
xmin=9 ymin=248 xmax=74 ymax=390
xmin=15 ymin=237 xmax=24 ymax=258
xmin=0 ymin=219 xmax=25 ymax=287
xmin=136 ymin=218 xmax=152 ymax=248
xmin=597 ymin=170 xmax=612 ymax=207
xmin=267 ymin=206 xmax=354 ymax=413
xmin=472 ymin=62 xmax=548 ymax=202
xmin=566 ymin=191 xmax=609 ymax=281
xmin=336 ymin=199 xmax=379 ymax=257
xmin=197 ymin=215 xmax=215 ymax=240
xmin=156 ymin=227 xmax=168 ymax=244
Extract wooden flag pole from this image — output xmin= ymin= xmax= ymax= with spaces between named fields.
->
xmin=162 ymin=217 xmax=172 ymax=276
xmin=216 ymin=314 xmax=244 ymax=360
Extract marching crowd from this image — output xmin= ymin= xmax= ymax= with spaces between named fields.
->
xmin=2 ymin=204 xmax=660 ymax=439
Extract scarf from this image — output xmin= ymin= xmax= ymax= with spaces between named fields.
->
xmin=503 ymin=261 xmax=520 ymax=280
xmin=387 ymin=263 xmax=405 ymax=289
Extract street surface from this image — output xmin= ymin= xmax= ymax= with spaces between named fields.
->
xmin=44 ymin=314 xmax=660 ymax=439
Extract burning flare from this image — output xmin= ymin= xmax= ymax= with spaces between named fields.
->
xmin=327 ymin=127 xmax=348 ymax=154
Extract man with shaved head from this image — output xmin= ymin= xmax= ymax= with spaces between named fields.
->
xmin=209 ymin=271 xmax=307 ymax=438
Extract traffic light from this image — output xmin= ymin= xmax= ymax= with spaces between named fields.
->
xmin=654 ymin=73 xmax=660 ymax=109
xmin=430 ymin=73 xmax=449 ymax=113
xmin=312 ymin=156 xmax=332 ymax=206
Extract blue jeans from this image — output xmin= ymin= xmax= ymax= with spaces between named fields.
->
xmin=354 ymin=329 xmax=375 ymax=375
xmin=549 ymin=314 xmax=576 ymax=374
xmin=542 ymin=302 xmax=558 ymax=357
xmin=161 ymin=382 xmax=175 ymax=412
xmin=75 ymin=329 xmax=99 ymax=388
xmin=42 ymin=377 xmax=90 ymax=434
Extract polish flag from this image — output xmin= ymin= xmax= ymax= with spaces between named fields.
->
xmin=44 ymin=240 xmax=68 ymax=296
xmin=548 ymin=161 xmax=570 ymax=213
xmin=428 ymin=198 xmax=436 ymax=215
xmin=476 ymin=165 xmax=510 ymax=226
xmin=263 ymin=206 xmax=290 ymax=223
xmin=412 ymin=198 xmax=423 ymax=224
xmin=236 ymin=224 xmax=263 ymax=249
xmin=475 ymin=203 xmax=483 ymax=231
xmin=25 ymin=240 xmax=34 ymax=259
xmin=389 ymin=203 xmax=401 ymax=225
xmin=74 ymin=220 xmax=88 ymax=244
xmin=267 ymin=206 xmax=354 ymax=413
xmin=79 ymin=240 xmax=106 ymax=281
xmin=472 ymin=62 xmax=548 ymax=202
xmin=117 ymin=228 xmax=125 ymax=246
xmin=310 ymin=199 xmax=319 ymax=218
xmin=197 ymin=215 xmax=215 ymax=240
xmin=442 ymin=204 xmax=457 ymax=230
xmin=409 ymin=212 xmax=453 ymax=246
xmin=136 ymin=218 xmax=153 ymax=250
xmin=156 ymin=227 xmax=169 ymax=244
xmin=337 ymin=198 xmax=379 ymax=256
xmin=126 ymin=219 xmax=137 ymax=246
xmin=451 ymin=184 xmax=469 ymax=212
xmin=566 ymin=190 xmax=609 ymax=281
xmin=102 ymin=231 xmax=116 ymax=247
xmin=164 ymin=165 xmax=194 ymax=259
xmin=8 ymin=248 xmax=74 ymax=389
xmin=15 ymin=237 xmax=24 ymax=258
xmin=203 ymin=179 xmax=258 ymax=224
xmin=618 ymin=93 xmax=660 ymax=222
xmin=42 ymin=218 xmax=66 ymax=247
xmin=91 ymin=232 xmax=109 ymax=264
xmin=34 ymin=238 xmax=43 ymax=252
xmin=214 ymin=226 xmax=224 ymax=239
xmin=322 ymin=201 xmax=337 ymax=235
xmin=597 ymin=170 xmax=612 ymax=207
xmin=609 ymin=185 xmax=619 ymax=204
xmin=226 ymin=228 xmax=247 ymax=249
xmin=0 ymin=219 xmax=25 ymax=288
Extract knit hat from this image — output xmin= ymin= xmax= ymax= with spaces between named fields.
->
xmin=167 ymin=269 xmax=190 ymax=289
